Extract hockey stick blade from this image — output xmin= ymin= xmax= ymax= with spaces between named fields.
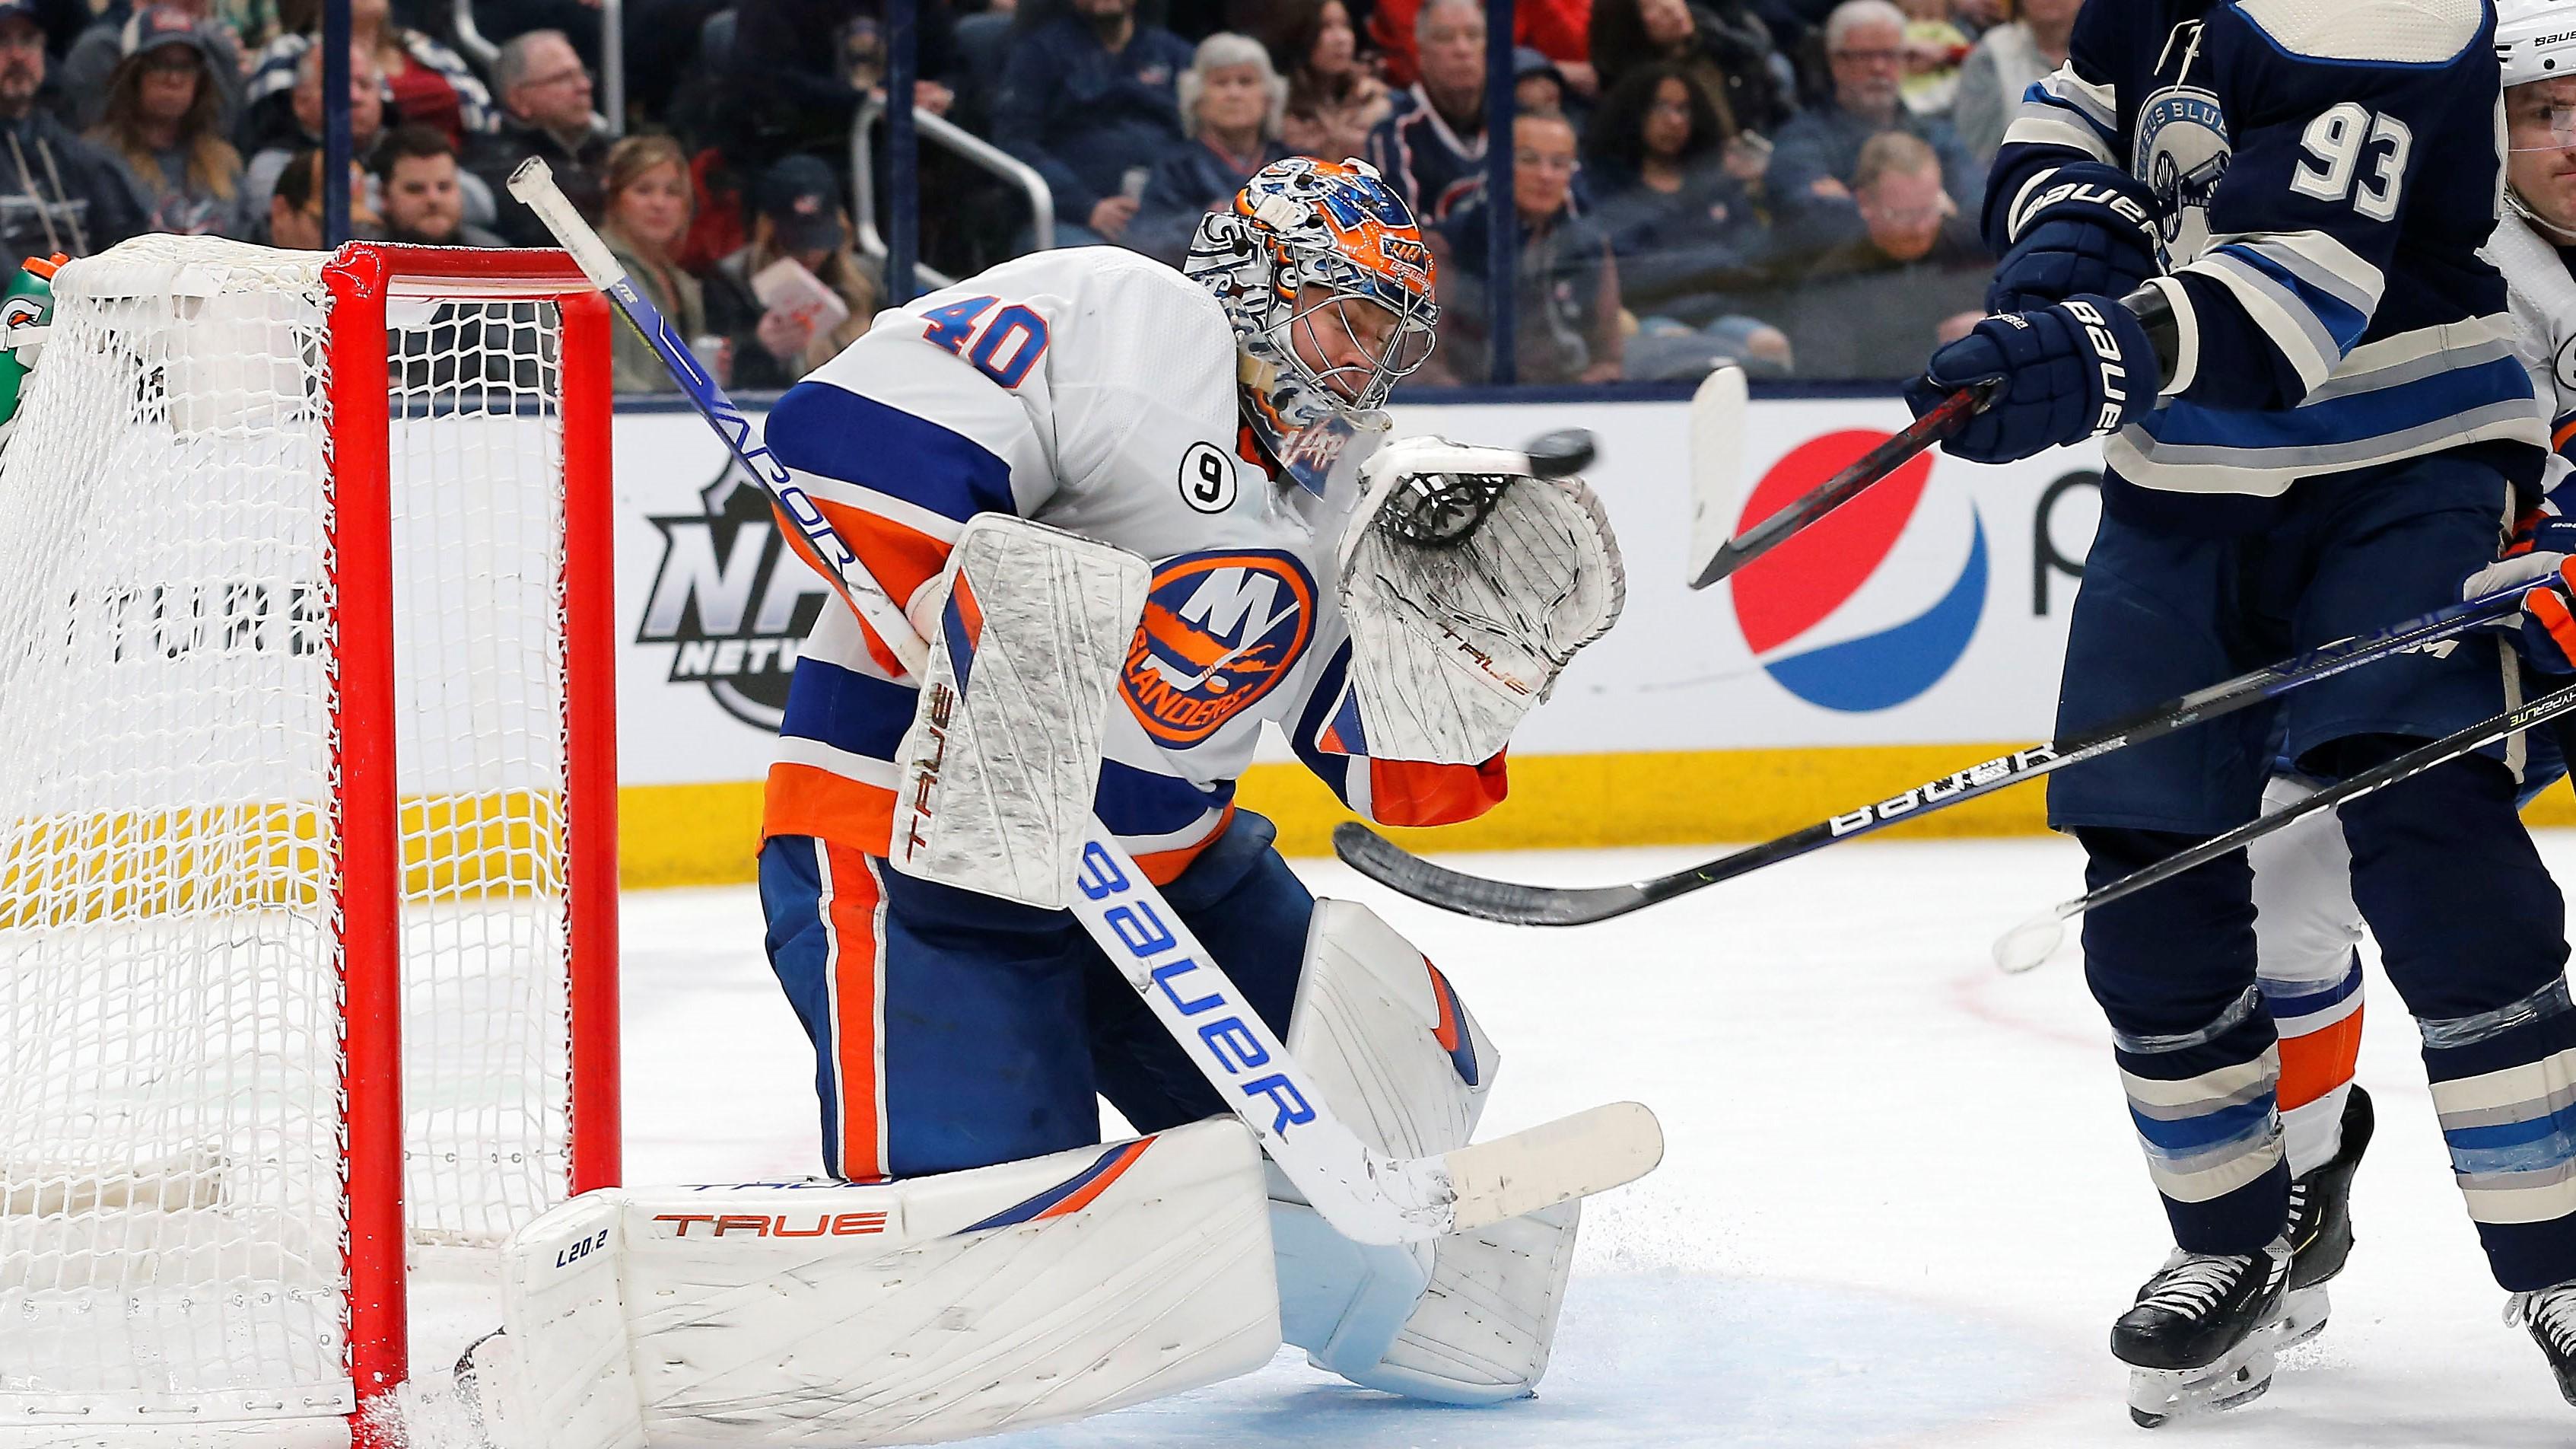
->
xmin=1995 ymin=680 xmax=2576 ymax=973
xmin=1687 ymin=378 xmax=1993 ymax=590
xmin=1334 ymin=820 xmax=1650 ymax=925
xmin=1337 ymin=583 xmax=2535 ymax=926
xmin=1442 ymin=1101 xmax=1664 ymax=1231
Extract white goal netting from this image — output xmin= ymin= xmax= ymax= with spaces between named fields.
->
xmin=0 ymin=237 xmax=590 ymax=1425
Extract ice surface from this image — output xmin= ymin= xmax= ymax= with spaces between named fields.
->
xmin=596 ymin=832 xmax=2576 ymax=1447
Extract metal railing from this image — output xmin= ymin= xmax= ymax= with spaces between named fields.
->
xmin=851 ymin=93 xmax=1054 ymax=294
xmin=453 ymin=0 xmax=625 ymax=136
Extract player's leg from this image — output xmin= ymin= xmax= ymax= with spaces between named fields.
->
xmin=2282 ymin=454 xmax=2576 ymax=1400
xmin=759 ymin=834 xmax=1101 ymax=1181
xmin=1078 ymin=810 xmax=1579 ymax=1403
xmin=2246 ymin=773 xmax=2373 ymax=1342
xmin=2050 ymin=508 xmax=2292 ymax=1425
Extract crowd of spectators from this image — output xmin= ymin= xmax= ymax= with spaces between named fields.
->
xmin=0 ymin=0 xmax=2081 ymax=390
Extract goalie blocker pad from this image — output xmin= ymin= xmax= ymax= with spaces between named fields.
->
xmin=482 ymin=1118 xmax=1275 ymax=1449
xmin=1336 ymin=436 xmax=1624 ymax=765
xmin=1271 ymin=900 xmax=1582 ymax=1404
xmin=888 ymin=514 xmax=1150 ymax=909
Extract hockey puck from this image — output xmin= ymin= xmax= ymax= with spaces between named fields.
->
xmin=1523 ymin=428 xmax=1596 ymax=479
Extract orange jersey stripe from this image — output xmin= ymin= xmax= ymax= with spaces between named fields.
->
xmin=765 ymin=762 xmax=898 ymax=856
xmin=2555 ymin=416 xmax=2576 ymax=452
xmin=1131 ymin=801 xmax=1236 ymax=884
xmin=1366 ymin=753 xmax=1509 ymax=828
xmin=774 ymin=527 xmax=909 ymax=677
xmin=2276 ymin=1005 xmax=2364 ymax=1113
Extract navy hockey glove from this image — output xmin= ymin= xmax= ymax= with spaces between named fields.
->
xmin=1987 ymin=163 xmax=2162 ymax=316
xmin=1907 ymin=296 xmax=2156 ymax=466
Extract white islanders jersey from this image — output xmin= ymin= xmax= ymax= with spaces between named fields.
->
xmin=756 ymin=247 xmax=1506 ymax=880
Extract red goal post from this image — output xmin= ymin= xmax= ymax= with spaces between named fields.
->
xmin=0 ymin=239 xmax=620 ymax=1446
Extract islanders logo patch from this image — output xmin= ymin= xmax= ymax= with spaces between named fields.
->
xmin=1124 ymin=550 xmax=1316 ymax=745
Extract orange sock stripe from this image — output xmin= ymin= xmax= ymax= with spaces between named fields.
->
xmin=822 ymin=843 xmax=889 ymax=1181
xmin=2277 ymin=1005 xmax=2363 ymax=1113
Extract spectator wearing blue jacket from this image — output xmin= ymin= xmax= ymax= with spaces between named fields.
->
xmin=1125 ymin=32 xmax=1289 ymax=266
xmin=993 ymin=0 xmax=1194 ymax=249
xmin=1763 ymin=0 xmax=1977 ymax=253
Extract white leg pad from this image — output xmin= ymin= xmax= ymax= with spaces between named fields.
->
xmin=1272 ymin=900 xmax=1578 ymax=1403
xmin=490 ymin=1118 xmax=1277 ymax=1448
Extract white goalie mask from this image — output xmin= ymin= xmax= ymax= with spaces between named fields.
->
xmin=1183 ymin=157 xmax=1439 ymax=481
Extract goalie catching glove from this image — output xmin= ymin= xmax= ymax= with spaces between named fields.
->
xmin=1334 ymin=435 xmax=1625 ymax=765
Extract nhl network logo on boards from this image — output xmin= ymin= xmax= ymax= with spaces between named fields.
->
xmin=637 ymin=459 xmax=837 ymax=731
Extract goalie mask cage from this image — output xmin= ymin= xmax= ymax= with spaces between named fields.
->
xmin=0 ymin=238 xmax=619 ymax=1444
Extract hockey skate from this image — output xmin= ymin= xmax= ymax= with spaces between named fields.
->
xmin=2110 ymin=1237 xmax=2291 ymax=1428
xmin=2506 ymin=1281 xmax=2576 ymax=1407
xmin=2280 ymin=1084 xmax=2374 ymax=1348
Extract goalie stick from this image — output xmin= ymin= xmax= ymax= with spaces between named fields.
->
xmin=1334 ymin=581 xmax=2540 ymax=925
xmin=1992 ymin=678 xmax=2576 ymax=973
xmin=506 ymin=158 xmax=1661 ymax=1246
xmin=1686 ymin=377 xmax=1993 ymax=589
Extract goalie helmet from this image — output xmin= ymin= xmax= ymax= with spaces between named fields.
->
xmin=1184 ymin=157 xmax=1438 ymax=470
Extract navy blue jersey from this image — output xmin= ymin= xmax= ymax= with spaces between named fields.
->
xmin=1992 ymin=0 xmax=2546 ymax=496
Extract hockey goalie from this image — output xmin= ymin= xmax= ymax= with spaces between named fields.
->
xmin=472 ymin=157 xmax=1639 ymax=1447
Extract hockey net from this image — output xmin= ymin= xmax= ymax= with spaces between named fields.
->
xmin=0 ymin=237 xmax=618 ymax=1441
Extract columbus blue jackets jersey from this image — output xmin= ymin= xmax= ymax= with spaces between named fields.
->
xmin=1996 ymin=0 xmax=2547 ymax=496
xmin=757 ymin=247 xmax=1507 ymax=881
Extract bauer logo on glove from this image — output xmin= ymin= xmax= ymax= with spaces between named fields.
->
xmin=1906 ymin=293 xmax=2156 ymax=466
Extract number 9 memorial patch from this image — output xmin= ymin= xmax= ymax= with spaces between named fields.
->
xmin=1178 ymin=441 xmax=1239 ymax=514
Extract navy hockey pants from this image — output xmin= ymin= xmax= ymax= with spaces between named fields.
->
xmin=2051 ymin=456 xmax=2576 ymax=1290
xmin=758 ymin=811 xmax=1313 ymax=1181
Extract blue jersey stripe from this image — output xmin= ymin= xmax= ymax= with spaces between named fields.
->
xmin=1095 ymin=758 xmax=1233 ymax=837
xmin=2139 ymin=354 xmax=2533 ymax=453
xmin=2129 ymin=1096 xmax=2275 ymax=1156
xmin=2018 ymin=81 xmax=2118 ymax=147
xmin=2210 ymin=242 xmax=2370 ymax=354
xmin=779 ymin=657 xmax=916 ymax=760
xmin=766 ymin=378 xmax=1017 ymax=523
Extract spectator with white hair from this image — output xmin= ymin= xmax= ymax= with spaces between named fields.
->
xmin=1362 ymin=0 xmax=1487 ymax=222
xmin=1127 ymin=31 xmax=1290 ymax=265
xmin=468 ymin=27 xmax=612 ymax=248
xmin=1765 ymin=0 xmax=1978 ymax=250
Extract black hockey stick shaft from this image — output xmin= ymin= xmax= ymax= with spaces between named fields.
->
xmin=1688 ymin=380 xmax=1993 ymax=588
xmin=1334 ymin=581 xmax=2537 ymax=926
xmin=2025 ymin=679 xmax=2576 ymax=935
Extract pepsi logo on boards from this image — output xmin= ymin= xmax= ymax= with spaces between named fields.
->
xmin=1730 ymin=431 xmax=1988 ymax=712
xmin=1123 ymin=549 xmax=1317 ymax=745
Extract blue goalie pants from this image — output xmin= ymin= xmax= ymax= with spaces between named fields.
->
xmin=2050 ymin=457 xmax=2576 ymax=1291
xmin=758 ymin=811 xmax=1313 ymax=1182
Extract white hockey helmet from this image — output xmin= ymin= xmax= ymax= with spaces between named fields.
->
xmin=1182 ymin=157 xmax=1438 ymax=465
xmin=2499 ymin=0 xmax=2576 ymax=88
